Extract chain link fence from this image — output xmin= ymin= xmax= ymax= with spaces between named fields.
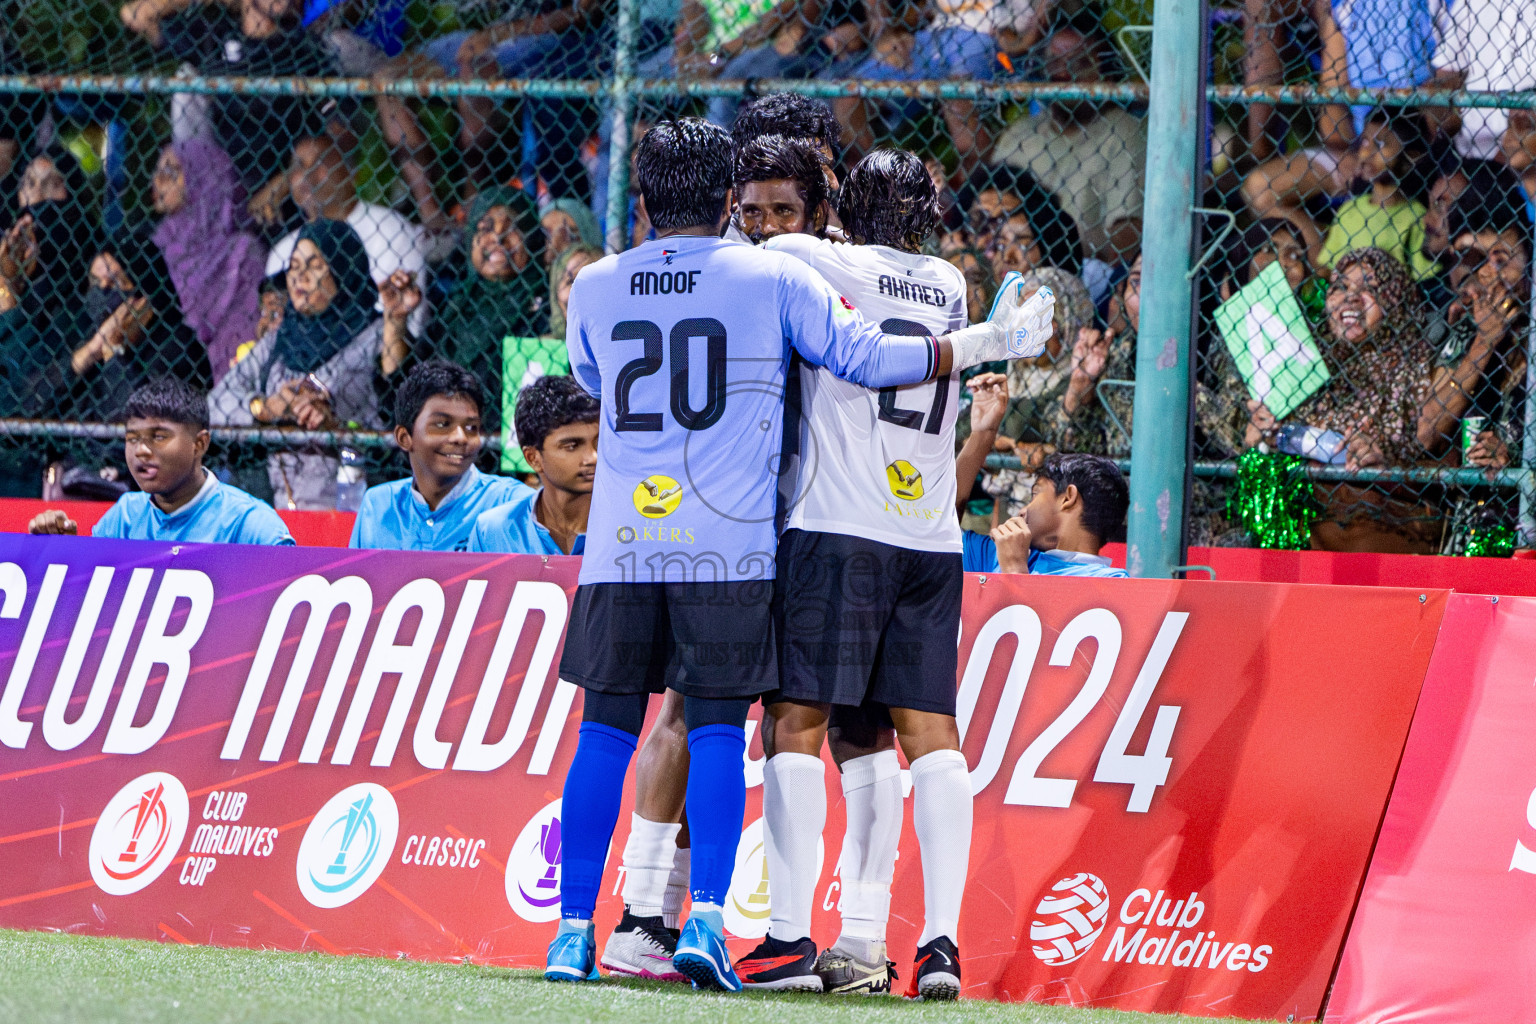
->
xmin=0 ymin=0 xmax=1530 ymax=556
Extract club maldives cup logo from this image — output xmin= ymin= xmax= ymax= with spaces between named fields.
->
xmin=89 ymin=772 xmax=191 ymax=895
xmin=295 ymin=783 xmax=399 ymax=909
xmin=723 ymin=817 xmax=823 ymax=939
xmin=506 ymin=799 xmax=564 ymax=922
xmin=1031 ymin=872 xmax=1110 ymax=965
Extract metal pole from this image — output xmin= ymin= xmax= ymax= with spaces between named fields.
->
xmin=1520 ymin=261 xmax=1536 ymax=547
xmin=603 ymin=0 xmax=639 ymax=254
xmin=1124 ymin=0 xmax=1204 ymax=577
xmin=0 ymin=74 xmax=1531 ymax=108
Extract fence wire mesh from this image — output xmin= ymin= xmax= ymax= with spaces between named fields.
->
xmin=0 ymin=0 xmax=1530 ymax=555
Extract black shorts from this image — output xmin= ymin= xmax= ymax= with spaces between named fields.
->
xmin=559 ymin=581 xmax=778 ymax=699
xmin=774 ymin=529 xmax=962 ymax=715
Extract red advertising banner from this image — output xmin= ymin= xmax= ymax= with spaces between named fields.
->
xmin=0 ymin=538 xmax=1444 ymax=1019
xmin=0 ymin=499 xmax=357 ymax=547
xmin=947 ymin=573 xmax=1442 ymax=1019
xmin=1325 ymin=592 xmax=1536 ymax=1024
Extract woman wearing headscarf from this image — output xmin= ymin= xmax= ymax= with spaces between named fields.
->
xmin=151 ymin=138 xmax=268 ymax=381
xmin=1203 ymin=246 xmax=1441 ymax=551
xmin=0 ymin=148 xmax=99 ymax=493
xmin=408 ymin=187 xmax=547 ymax=431
xmin=540 ymin=197 xmax=602 ymax=268
xmin=211 ymin=219 xmax=406 ymax=509
xmin=0 ymin=149 xmax=98 ymax=409
xmin=62 ymin=228 xmax=212 ymax=424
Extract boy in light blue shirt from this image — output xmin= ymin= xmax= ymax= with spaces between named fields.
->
xmin=28 ymin=378 xmax=293 ymax=546
xmin=468 ymin=375 xmax=596 ymax=556
xmin=351 ymin=361 xmax=530 ymax=552
xmin=962 ymin=452 xmax=1130 ymax=577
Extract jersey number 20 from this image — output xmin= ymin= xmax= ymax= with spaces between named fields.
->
xmin=612 ymin=318 xmax=727 ymax=432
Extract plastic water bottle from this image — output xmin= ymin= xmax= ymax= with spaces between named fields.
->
xmin=1274 ymin=424 xmax=1348 ymax=465
xmin=335 ymin=446 xmax=367 ymax=512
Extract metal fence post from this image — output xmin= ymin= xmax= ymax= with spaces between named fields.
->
xmin=1125 ymin=0 xmax=1205 ymax=577
xmin=603 ymin=0 xmax=639 ymax=253
xmin=1521 ymin=261 xmax=1536 ymax=548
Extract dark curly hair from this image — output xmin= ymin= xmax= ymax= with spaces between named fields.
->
xmin=837 ymin=149 xmax=940 ymax=252
xmin=635 ymin=118 xmax=734 ymax=231
xmin=1038 ymin=452 xmax=1129 ymax=544
xmin=734 ymin=134 xmax=829 ymax=222
xmin=124 ymin=376 xmax=208 ymax=431
xmin=394 ymin=360 xmax=486 ymax=433
xmin=515 ymin=375 xmax=600 ymax=452
xmin=730 ymin=93 xmax=839 ymax=159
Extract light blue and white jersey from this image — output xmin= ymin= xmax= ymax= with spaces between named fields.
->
xmin=566 ymin=234 xmax=940 ymax=585
xmin=467 ymin=486 xmax=587 ymax=556
xmin=93 ymin=472 xmax=294 ymax=546
xmin=350 ymin=465 xmax=529 ymax=552
xmin=961 ymin=531 xmax=1127 ymax=577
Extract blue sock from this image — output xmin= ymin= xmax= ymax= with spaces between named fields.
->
xmin=559 ymin=722 xmax=638 ymax=920
xmin=684 ymin=724 xmax=748 ymax=907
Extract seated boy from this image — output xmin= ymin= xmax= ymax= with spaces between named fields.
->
xmin=467 ymin=375 xmax=596 ymax=556
xmin=351 ymin=360 xmax=529 ymax=552
xmin=28 ymin=378 xmax=293 ymax=545
xmin=962 ymin=452 xmax=1129 ymax=577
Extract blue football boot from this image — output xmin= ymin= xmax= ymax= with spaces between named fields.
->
xmin=545 ymin=919 xmax=601 ymax=982
xmin=672 ymin=907 xmax=742 ymax=992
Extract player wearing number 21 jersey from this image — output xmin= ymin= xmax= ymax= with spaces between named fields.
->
xmin=547 ymin=119 xmax=1043 ymax=993
xmin=736 ymin=149 xmax=1056 ymax=1001
xmin=770 ymin=233 xmax=968 ymax=550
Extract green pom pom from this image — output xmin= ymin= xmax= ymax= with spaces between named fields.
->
xmin=1464 ymin=523 xmax=1516 ymax=559
xmin=1226 ymin=449 xmax=1320 ymax=550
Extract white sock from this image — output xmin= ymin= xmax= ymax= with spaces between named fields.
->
xmin=762 ymin=752 xmax=826 ymax=943
xmin=836 ymin=750 xmax=902 ymax=946
xmin=662 ymin=846 xmax=690 ymax=929
xmin=909 ymin=749 xmax=972 ymax=945
xmin=620 ymin=814 xmax=680 ymax=919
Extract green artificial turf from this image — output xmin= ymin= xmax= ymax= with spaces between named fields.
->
xmin=0 ymin=928 xmax=1207 ymax=1024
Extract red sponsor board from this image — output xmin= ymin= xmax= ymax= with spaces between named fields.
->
xmin=0 ymin=499 xmax=357 ymax=548
xmin=1325 ymin=593 xmax=1536 ymax=1024
xmin=946 ymin=573 xmax=1442 ymax=1018
xmin=0 ymin=539 xmax=1443 ymax=1019
xmin=6 ymin=498 xmax=1535 ymax=597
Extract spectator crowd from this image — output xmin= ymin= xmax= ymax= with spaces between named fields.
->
xmin=0 ymin=0 xmax=1532 ymax=556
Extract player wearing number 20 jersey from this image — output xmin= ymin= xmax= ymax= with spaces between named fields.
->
xmin=565 ymin=222 xmax=943 ymax=590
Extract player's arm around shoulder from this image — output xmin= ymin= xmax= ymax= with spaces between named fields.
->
xmin=760 ymin=233 xmax=829 ymax=262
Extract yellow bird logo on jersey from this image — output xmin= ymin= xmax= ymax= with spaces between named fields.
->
xmin=633 ymin=474 xmax=683 ymax=517
xmin=886 ymin=460 xmax=924 ymax=501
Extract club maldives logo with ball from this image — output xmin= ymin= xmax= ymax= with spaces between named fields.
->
xmin=295 ymin=783 xmax=399 ymax=909
xmin=89 ymin=772 xmax=191 ymax=895
xmin=1031 ymin=872 xmax=1110 ymax=965
xmin=506 ymin=798 xmax=565 ymax=923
